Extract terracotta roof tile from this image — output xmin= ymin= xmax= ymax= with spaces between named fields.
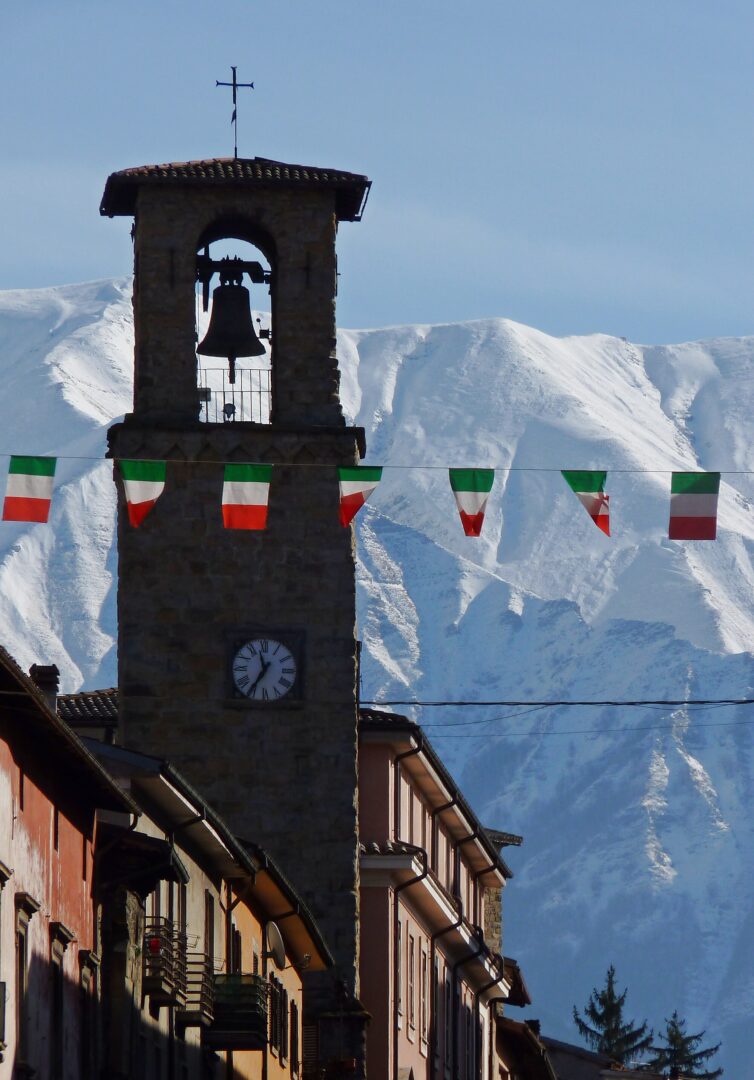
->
xmin=100 ymin=157 xmax=371 ymax=220
xmin=58 ymin=688 xmax=118 ymax=726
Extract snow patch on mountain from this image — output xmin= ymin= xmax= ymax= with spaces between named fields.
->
xmin=0 ymin=280 xmax=751 ymax=1075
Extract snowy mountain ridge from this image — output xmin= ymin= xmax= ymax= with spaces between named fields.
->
xmin=0 ymin=278 xmax=750 ymax=1076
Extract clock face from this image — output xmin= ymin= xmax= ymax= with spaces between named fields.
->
xmin=232 ymin=638 xmax=298 ymax=702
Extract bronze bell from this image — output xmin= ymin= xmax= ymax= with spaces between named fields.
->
xmin=197 ymin=283 xmax=267 ymax=366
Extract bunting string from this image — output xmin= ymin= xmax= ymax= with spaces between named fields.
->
xmin=0 ymin=453 xmax=737 ymax=541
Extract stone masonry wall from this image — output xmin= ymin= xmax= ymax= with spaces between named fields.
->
xmin=112 ymin=177 xmax=366 ymax=1048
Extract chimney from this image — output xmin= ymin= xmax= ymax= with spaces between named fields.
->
xmin=29 ymin=664 xmax=60 ymax=712
xmin=524 ymin=1018 xmax=541 ymax=1037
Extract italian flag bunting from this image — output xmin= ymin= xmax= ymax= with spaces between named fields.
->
xmin=119 ymin=460 xmax=167 ymax=527
xmin=561 ymin=470 xmax=610 ymax=536
xmin=2 ymin=456 xmax=57 ymax=523
xmin=338 ymin=466 xmax=383 ymax=527
xmin=449 ymin=469 xmax=494 ymax=537
xmin=669 ymin=472 xmax=720 ymax=540
xmin=222 ymin=463 xmax=272 ymax=530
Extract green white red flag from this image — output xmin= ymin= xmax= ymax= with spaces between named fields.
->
xmin=2 ymin=456 xmax=57 ymax=523
xmin=669 ymin=472 xmax=720 ymax=540
xmin=561 ymin=470 xmax=610 ymax=536
xmin=222 ymin=463 xmax=272 ymax=530
xmin=119 ymin=460 xmax=167 ymax=527
xmin=338 ymin=466 xmax=383 ymax=526
xmin=449 ymin=469 xmax=495 ymax=536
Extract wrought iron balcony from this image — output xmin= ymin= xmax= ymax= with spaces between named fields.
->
xmin=203 ymin=973 xmax=268 ymax=1051
xmin=143 ymin=918 xmax=187 ymax=1006
xmin=176 ymin=953 xmax=214 ymax=1028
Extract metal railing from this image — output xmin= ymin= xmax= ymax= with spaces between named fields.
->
xmin=143 ymin=918 xmax=187 ymax=1005
xmin=204 ymin=973 xmax=269 ymax=1051
xmin=198 ymin=367 xmax=272 ymax=424
xmin=176 ymin=953 xmax=214 ymax=1026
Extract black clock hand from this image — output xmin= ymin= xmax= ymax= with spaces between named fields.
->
xmin=249 ymin=657 xmax=270 ymax=694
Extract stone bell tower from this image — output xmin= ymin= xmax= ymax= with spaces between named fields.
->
xmin=101 ymin=157 xmax=371 ymax=1066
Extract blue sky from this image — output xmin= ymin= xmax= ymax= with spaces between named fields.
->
xmin=2 ymin=1 xmax=754 ymax=343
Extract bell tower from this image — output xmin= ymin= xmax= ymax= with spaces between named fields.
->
xmin=101 ymin=157 xmax=371 ymax=1066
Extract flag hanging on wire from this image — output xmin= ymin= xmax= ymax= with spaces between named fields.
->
xmin=338 ymin=466 xmax=383 ymax=526
xmin=449 ymin=469 xmax=495 ymax=536
xmin=119 ymin=460 xmax=167 ymax=527
xmin=561 ymin=470 xmax=610 ymax=535
xmin=2 ymin=456 xmax=57 ymax=523
xmin=668 ymin=472 xmax=720 ymax=539
xmin=222 ymin=463 xmax=272 ymax=529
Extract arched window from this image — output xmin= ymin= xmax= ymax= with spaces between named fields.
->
xmin=195 ymin=230 xmax=274 ymax=425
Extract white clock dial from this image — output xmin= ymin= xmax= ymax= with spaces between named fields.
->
xmin=232 ymin=638 xmax=297 ymax=701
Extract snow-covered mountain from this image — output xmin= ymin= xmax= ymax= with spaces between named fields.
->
xmin=0 ymin=279 xmax=750 ymax=1076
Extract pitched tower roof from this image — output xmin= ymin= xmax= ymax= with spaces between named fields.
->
xmin=100 ymin=156 xmax=371 ymax=220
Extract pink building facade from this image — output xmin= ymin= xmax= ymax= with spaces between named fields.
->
xmin=0 ymin=650 xmax=134 ymax=1079
xmin=358 ymin=711 xmax=526 ymax=1080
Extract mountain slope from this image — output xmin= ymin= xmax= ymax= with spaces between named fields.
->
xmin=0 ymin=280 xmax=750 ymax=1075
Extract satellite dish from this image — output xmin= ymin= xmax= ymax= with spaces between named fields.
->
xmin=265 ymin=921 xmax=286 ymax=971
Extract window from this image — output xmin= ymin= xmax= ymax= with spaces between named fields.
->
xmin=49 ymin=923 xmax=75 ymax=1080
xmin=15 ymin=893 xmax=40 ymax=1068
xmin=290 ymin=1000 xmax=300 ymax=1077
xmin=408 ymin=934 xmax=416 ymax=1031
xmin=433 ymin=958 xmax=440 ymax=1063
xmin=444 ymin=977 xmax=452 ymax=1071
xmin=420 ymin=948 xmax=428 ymax=1049
xmin=50 ymin=945 xmax=64 ymax=1079
xmin=15 ymin=924 xmax=28 ymax=1061
xmin=465 ymin=1003 xmax=473 ymax=1080
xmin=269 ymin=973 xmax=289 ymax=1061
xmin=396 ymin=921 xmax=402 ymax=1027
xmin=204 ymin=891 xmax=215 ymax=964
xmin=231 ymin=926 xmax=242 ymax=973
xmin=79 ymin=952 xmax=100 ymax=1080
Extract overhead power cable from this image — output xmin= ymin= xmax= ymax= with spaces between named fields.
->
xmin=361 ymin=697 xmax=754 ymax=708
xmin=423 ymin=715 xmax=754 ymax=739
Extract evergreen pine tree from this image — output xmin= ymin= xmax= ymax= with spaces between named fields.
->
xmin=572 ymin=964 xmax=652 ymax=1065
xmin=648 ymin=1010 xmax=723 ymax=1078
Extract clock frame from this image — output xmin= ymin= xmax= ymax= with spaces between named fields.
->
xmin=227 ymin=629 xmax=305 ymax=706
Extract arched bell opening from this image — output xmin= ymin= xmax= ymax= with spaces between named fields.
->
xmin=195 ymin=223 xmax=275 ymax=425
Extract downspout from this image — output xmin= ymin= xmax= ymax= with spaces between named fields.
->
xmin=392 ymin=847 xmax=428 ymax=1080
xmin=393 ymin=734 xmax=424 ymax=842
xmin=429 ymin=795 xmax=457 ymax=874
xmin=473 ymin=956 xmax=505 ymax=1080
xmin=429 ymin=897 xmax=463 ymax=1080
xmin=451 ymin=929 xmax=485 ymax=1080
xmin=454 ymin=828 xmax=479 ymax=905
xmin=485 ymin=996 xmax=507 ymax=1080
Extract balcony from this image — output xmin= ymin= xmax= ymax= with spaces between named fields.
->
xmin=203 ymin=973 xmax=268 ymax=1051
xmin=143 ymin=918 xmax=187 ymax=1007
xmin=176 ymin=953 xmax=215 ymax=1029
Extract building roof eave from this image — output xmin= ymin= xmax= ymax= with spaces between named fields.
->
xmin=0 ymin=646 xmax=137 ymax=816
xmin=359 ymin=709 xmax=514 ymax=879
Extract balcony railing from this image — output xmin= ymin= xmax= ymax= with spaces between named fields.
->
xmin=198 ymin=367 xmax=272 ymax=424
xmin=176 ymin=953 xmax=214 ymax=1028
xmin=203 ymin=973 xmax=268 ymax=1051
xmin=143 ymin=918 xmax=187 ymax=1006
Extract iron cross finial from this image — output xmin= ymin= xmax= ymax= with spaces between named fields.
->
xmin=216 ymin=66 xmax=255 ymax=160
